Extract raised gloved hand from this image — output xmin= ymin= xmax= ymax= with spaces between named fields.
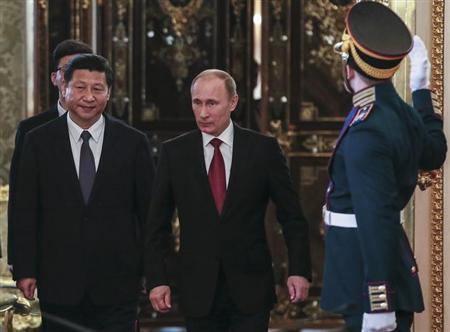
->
xmin=362 ymin=312 xmax=396 ymax=332
xmin=408 ymin=35 xmax=431 ymax=91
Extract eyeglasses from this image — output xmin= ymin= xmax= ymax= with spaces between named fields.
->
xmin=56 ymin=65 xmax=67 ymax=73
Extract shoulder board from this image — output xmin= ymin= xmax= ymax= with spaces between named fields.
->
xmin=350 ymin=104 xmax=374 ymax=127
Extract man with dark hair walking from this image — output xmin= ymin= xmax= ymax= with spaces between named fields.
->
xmin=13 ymin=54 xmax=155 ymax=332
xmin=8 ymin=39 xmax=93 ymax=267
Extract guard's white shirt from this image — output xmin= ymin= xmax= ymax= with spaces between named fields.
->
xmin=201 ymin=121 xmax=234 ymax=188
xmin=67 ymin=113 xmax=105 ymax=177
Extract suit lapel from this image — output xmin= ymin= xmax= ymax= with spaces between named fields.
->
xmin=221 ymin=124 xmax=250 ymax=219
xmin=52 ymin=114 xmax=85 ymax=205
xmin=87 ymin=114 xmax=119 ymax=205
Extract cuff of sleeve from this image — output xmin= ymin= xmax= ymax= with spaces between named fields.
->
xmin=365 ymin=281 xmax=393 ymax=313
xmin=288 ymin=262 xmax=312 ymax=282
xmin=412 ymin=89 xmax=434 ymax=114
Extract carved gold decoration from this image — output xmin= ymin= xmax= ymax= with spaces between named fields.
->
xmin=231 ymin=0 xmax=245 ymax=18
xmin=112 ymin=0 xmax=131 ymax=120
xmin=299 ymin=102 xmax=319 ymax=122
xmin=0 ymin=186 xmax=8 ymax=203
xmin=38 ymin=0 xmax=47 ymax=9
xmin=270 ymin=0 xmax=282 ymax=20
xmin=417 ymin=170 xmax=439 ymax=191
xmin=268 ymin=0 xmax=288 ymax=123
xmin=147 ymin=0 xmax=208 ymax=92
xmin=300 ymin=102 xmax=345 ymax=122
xmin=71 ymin=0 xmax=92 ymax=45
xmin=301 ymin=133 xmax=337 ymax=155
xmin=430 ymin=1 xmax=444 ymax=331
xmin=159 ymin=0 xmax=203 ymax=37
xmin=304 ymin=0 xmax=350 ymax=91
xmin=81 ymin=0 xmax=91 ymax=10
xmin=0 ymin=294 xmax=42 ymax=331
xmin=230 ymin=0 xmax=245 ymax=90
xmin=269 ymin=120 xmax=293 ymax=153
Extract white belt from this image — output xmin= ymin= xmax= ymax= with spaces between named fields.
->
xmin=323 ymin=207 xmax=357 ymax=228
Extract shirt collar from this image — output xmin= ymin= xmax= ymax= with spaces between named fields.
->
xmin=67 ymin=113 xmax=105 ymax=143
xmin=57 ymin=100 xmax=67 ymax=117
xmin=202 ymin=121 xmax=234 ymax=148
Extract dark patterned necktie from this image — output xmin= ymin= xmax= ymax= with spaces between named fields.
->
xmin=79 ymin=130 xmax=95 ymax=204
xmin=208 ymin=138 xmax=226 ymax=214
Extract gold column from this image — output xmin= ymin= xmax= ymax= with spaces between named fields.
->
xmin=430 ymin=2 xmax=445 ymax=331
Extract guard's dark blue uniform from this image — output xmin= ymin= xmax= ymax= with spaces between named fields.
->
xmin=321 ymin=83 xmax=446 ymax=326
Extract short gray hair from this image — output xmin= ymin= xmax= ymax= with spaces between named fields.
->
xmin=191 ymin=69 xmax=237 ymax=98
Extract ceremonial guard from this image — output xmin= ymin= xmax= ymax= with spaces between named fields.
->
xmin=320 ymin=2 xmax=447 ymax=332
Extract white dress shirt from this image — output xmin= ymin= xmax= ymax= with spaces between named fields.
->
xmin=67 ymin=113 xmax=105 ymax=177
xmin=201 ymin=121 xmax=234 ymax=188
xmin=57 ymin=100 xmax=67 ymax=116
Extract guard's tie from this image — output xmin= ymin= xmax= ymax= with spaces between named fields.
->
xmin=79 ymin=130 xmax=96 ymax=204
xmin=208 ymin=138 xmax=226 ymax=214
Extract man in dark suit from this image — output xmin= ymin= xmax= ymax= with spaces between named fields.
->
xmin=8 ymin=39 xmax=93 ymax=266
xmin=145 ymin=69 xmax=311 ymax=331
xmin=13 ymin=54 xmax=155 ymax=331
xmin=321 ymin=3 xmax=447 ymax=332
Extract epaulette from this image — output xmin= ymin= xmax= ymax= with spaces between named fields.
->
xmin=350 ymin=86 xmax=375 ymax=126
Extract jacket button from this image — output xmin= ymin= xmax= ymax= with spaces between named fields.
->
xmin=411 ymin=266 xmax=417 ymax=273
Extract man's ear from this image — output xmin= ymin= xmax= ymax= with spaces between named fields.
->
xmin=345 ymin=65 xmax=355 ymax=80
xmin=230 ymin=94 xmax=239 ymax=112
xmin=61 ymin=82 xmax=68 ymax=98
xmin=50 ymin=72 xmax=58 ymax=87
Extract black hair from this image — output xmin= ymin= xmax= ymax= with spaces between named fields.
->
xmin=64 ymin=54 xmax=113 ymax=88
xmin=52 ymin=39 xmax=93 ymax=70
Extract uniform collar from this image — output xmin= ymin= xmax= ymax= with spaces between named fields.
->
xmin=352 ymin=81 xmax=398 ymax=108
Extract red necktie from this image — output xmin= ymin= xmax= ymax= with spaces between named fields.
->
xmin=208 ymin=138 xmax=226 ymax=214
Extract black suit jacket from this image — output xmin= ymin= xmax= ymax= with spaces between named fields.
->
xmin=8 ymin=106 xmax=59 ymax=264
xmin=145 ymin=124 xmax=311 ymax=317
xmin=12 ymin=113 xmax=155 ymax=306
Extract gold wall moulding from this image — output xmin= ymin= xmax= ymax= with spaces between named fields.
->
xmin=430 ymin=0 xmax=444 ymax=331
xmin=417 ymin=170 xmax=439 ymax=191
xmin=0 ymin=185 xmax=8 ymax=202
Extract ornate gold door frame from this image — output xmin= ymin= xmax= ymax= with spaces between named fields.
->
xmin=429 ymin=1 xmax=444 ymax=331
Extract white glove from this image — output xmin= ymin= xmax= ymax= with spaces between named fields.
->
xmin=362 ymin=312 xmax=397 ymax=332
xmin=408 ymin=35 xmax=431 ymax=91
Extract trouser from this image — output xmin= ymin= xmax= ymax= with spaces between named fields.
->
xmin=185 ymin=268 xmax=270 ymax=332
xmin=40 ymin=296 xmax=138 ymax=332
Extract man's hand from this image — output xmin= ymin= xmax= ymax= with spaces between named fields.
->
xmin=287 ymin=275 xmax=310 ymax=303
xmin=16 ymin=278 xmax=37 ymax=300
xmin=408 ymin=35 xmax=431 ymax=91
xmin=362 ymin=312 xmax=397 ymax=332
xmin=149 ymin=285 xmax=172 ymax=313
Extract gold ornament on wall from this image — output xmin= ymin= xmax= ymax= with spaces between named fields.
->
xmin=430 ymin=1 xmax=444 ymax=331
xmin=159 ymin=0 xmax=203 ymax=37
